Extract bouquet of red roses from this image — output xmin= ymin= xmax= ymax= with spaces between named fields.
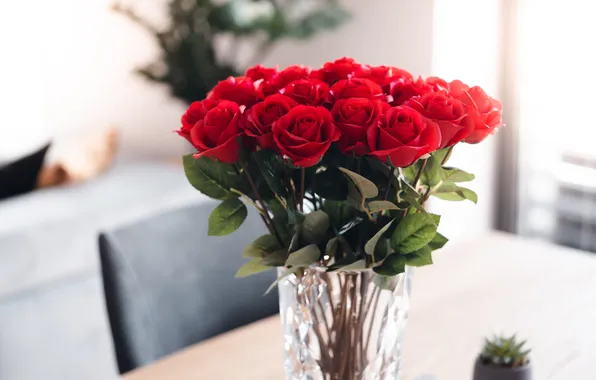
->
xmin=178 ymin=57 xmax=502 ymax=280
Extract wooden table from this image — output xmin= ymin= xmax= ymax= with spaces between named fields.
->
xmin=124 ymin=233 xmax=596 ymax=380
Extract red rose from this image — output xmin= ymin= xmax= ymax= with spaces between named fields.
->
xmin=211 ymin=76 xmax=258 ymax=106
xmin=177 ymin=98 xmax=218 ymax=142
xmin=426 ymin=76 xmax=450 ymax=92
xmin=190 ymin=100 xmax=243 ymax=163
xmin=273 ymin=106 xmax=341 ymax=167
xmin=357 ymin=65 xmax=412 ymax=87
xmin=311 ymin=57 xmax=367 ymax=85
xmin=367 ymin=106 xmax=441 ymax=167
xmin=245 ymin=65 xmax=277 ymax=82
xmin=331 ymin=78 xmax=384 ymax=101
xmin=449 ymin=80 xmax=503 ymax=143
xmin=331 ymin=98 xmax=385 ymax=156
xmin=241 ymin=94 xmax=297 ymax=150
xmin=406 ymin=92 xmax=472 ymax=148
xmin=388 ymin=76 xmax=432 ymax=106
xmin=281 ymin=79 xmax=330 ymax=106
xmin=260 ymin=65 xmax=311 ymax=96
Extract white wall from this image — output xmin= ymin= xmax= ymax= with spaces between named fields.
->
xmin=41 ymin=0 xmax=434 ymax=160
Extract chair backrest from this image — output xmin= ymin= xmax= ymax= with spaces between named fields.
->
xmin=98 ymin=201 xmax=278 ymax=374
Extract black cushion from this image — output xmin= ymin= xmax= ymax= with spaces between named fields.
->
xmin=0 ymin=144 xmax=50 ymax=200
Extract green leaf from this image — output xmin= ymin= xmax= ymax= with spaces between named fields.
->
xmin=235 ymin=259 xmax=271 ymax=278
xmin=312 ymin=167 xmax=348 ymax=200
xmin=242 ymin=234 xmax=281 ymax=258
xmin=327 ymin=253 xmax=360 ymax=271
xmin=391 ymin=213 xmax=439 ymax=254
xmin=288 ymin=225 xmax=302 ymax=254
xmin=325 ymin=236 xmax=352 ymax=260
xmin=287 ymin=204 xmax=304 ymax=225
xmin=208 ymin=198 xmax=248 ymax=236
xmin=432 ymin=147 xmax=453 ymax=165
xmin=421 ymin=155 xmax=442 ymax=187
xmin=260 ymin=250 xmax=287 ymax=266
xmin=300 ymin=210 xmax=330 ymax=244
xmin=339 ymin=167 xmax=379 ymax=199
xmin=183 ymin=154 xmax=244 ymax=200
xmin=402 ymin=165 xmax=417 ymax=183
xmin=323 ymin=200 xmax=358 ymax=230
xmin=429 ymin=232 xmax=448 ymax=250
xmin=368 ymin=200 xmax=400 ymax=213
xmin=434 ymin=183 xmax=478 ymax=203
xmin=285 ymin=244 xmax=320 ymax=267
xmin=264 ymin=267 xmax=301 ymax=294
xmin=364 ymin=219 xmax=394 ymax=258
xmin=405 ymin=246 xmax=433 ymax=267
xmin=340 ymin=259 xmax=367 ymax=271
xmin=253 ymin=149 xmax=288 ymax=196
xmin=373 ymin=254 xmax=406 ymax=276
xmin=442 ymin=168 xmax=475 ymax=182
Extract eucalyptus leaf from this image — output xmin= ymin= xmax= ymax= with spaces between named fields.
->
xmin=235 ymin=259 xmax=272 ymax=278
xmin=405 ymin=245 xmax=433 ymax=267
xmin=339 ymin=167 xmax=379 ymax=199
xmin=301 ymin=210 xmax=330 ymax=244
xmin=208 ymin=198 xmax=248 ymax=236
xmin=391 ymin=213 xmax=439 ymax=254
xmin=368 ymin=200 xmax=400 ymax=213
xmin=260 ymin=250 xmax=288 ymax=266
xmin=442 ymin=168 xmax=475 ymax=182
xmin=285 ymin=244 xmax=321 ymax=267
xmin=429 ymin=232 xmax=448 ymax=250
xmin=183 ymin=154 xmax=244 ymax=200
xmin=327 ymin=253 xmax=360 ymax=271
xmin=434 ymin=183 xmax=478 ymax=203
xmin=340 ymin=259 xmax=367 ymax=271
xmin=242 ymin=234 xmax=281 ymax=258
xmin=264 ymin=267 xmax=302 ymax=294
xmin=288 ymin=225 xmax=302 ymax=254
xmin=364 ymin=219 xmax=394 ymax=258
xmin=373 ymin=254 xmax=406 ymax=276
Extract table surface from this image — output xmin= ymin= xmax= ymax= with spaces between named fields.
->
xmin=124 ymin=232 xmax=596 ymax=380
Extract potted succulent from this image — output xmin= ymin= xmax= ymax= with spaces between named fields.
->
xmin=474 ymin=334 xmax=532 ymax=380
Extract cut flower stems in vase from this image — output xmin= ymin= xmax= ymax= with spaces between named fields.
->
xmin=176 ymin=57 xmax=503 ymax=380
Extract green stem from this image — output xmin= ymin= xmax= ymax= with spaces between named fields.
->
xmin=283 ymin=165 xmax=298 ymax=211
xmin=240 ymin=161 xmax=284 ymax=246
xmin=299 ymin=168 xmax=305 ymax=212
xmin=413 ymin=158 xmax=427 ymax=190
xmin=383 ymin=166 xmax=396 ymax=201
xmin=441 ymin=146 xmax=455 ymax=165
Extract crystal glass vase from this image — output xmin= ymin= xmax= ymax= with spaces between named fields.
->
xmin=278 ymin=267 xmax=413 ymax=380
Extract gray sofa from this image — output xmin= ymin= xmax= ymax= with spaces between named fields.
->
xmin=0 ymin=162 xmax=206 ymax=380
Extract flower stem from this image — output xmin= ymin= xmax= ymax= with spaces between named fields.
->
xmin=441 ymin=145 xmax=455 ymax=165
xmin=299 ymin=168 xmax=305 ymax=212
xmin=240 ymin=160 xmax=284 ymax=246
xmin=383 ymin=166 xmax=396 ymax=201
xmin=413 ymin=158 xmax=427 ymax=190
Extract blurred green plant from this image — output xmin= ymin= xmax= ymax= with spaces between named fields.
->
xmin=113 ymin=0 xmax=350 ymax=105
xmin=480 ymin=334 xmax=531 ymax=368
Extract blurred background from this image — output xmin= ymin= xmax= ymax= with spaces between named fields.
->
xmin=1 ymin=0 xmax=595 ymax=379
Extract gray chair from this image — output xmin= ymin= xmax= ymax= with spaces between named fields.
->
xmin=98 ymin=202 xmax=279 ymax=374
